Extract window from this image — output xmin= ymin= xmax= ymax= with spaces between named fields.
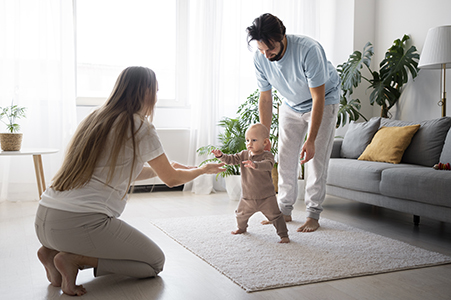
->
xmin=75 ymin=0 xmax=179 ymax=106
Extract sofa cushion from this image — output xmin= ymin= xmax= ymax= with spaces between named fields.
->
xmin=358 ymin=125 xmax=420 ymax=164
xmin=440 ymin=129 xmax=451 ymax=163
xmin=381 ymin=117 xmax=451 ymax=167
xmin=340 ymin=117 xmax=381 ymax=159
xmin=380 ymin=167 xmax=451 ymax=207
xmin=327 ymin=159 xmax=417 ymax=194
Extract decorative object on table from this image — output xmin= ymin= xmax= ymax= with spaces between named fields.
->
xmin=0 ymin=101 xmax=27 ymax=151
xmin=418 ymin=25 xmax=451 ymax=117
xmin=338 ymin=35 xmax=420 ymax=118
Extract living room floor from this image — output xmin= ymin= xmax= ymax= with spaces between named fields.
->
xmin=1 ymin=190 xmax=451 ymax=300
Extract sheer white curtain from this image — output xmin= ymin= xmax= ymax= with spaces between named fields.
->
xmin=0 ymin=0 xmax=77 ymax=202
xmin=184 ymin=0 xmax=328 ymax=194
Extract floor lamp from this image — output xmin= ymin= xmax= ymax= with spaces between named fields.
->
xmin=418 ymin=25 xmax=451 ymax=117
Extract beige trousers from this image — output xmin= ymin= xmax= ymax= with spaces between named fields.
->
xmin=235 ymin=195 xmax=288 ymax=238
xmin=35 ymin=205 xmax=165 ymax=278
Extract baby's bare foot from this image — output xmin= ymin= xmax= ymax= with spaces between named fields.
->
xmin=279 ymin=237 xmax=290 ymax=243
xmin=261 ymin=214 xmax=292 ymax=225
xmin=54 ymin=252 xmax=87 ymax=296
xmin=231 ymin=229 xmax=246 ymax=235
xmin=37 ymin=246 xmax=62 ymax=287
xmin=297 ymin=217 xmax=320 ymax=232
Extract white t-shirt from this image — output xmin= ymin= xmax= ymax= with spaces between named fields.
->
xmin=254 ymin=34 xmax=340 ymax=113
xmin=39 ymin=115 xmax=164 ymax=217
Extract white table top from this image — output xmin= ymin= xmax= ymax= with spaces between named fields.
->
xmin=0 ymin=148 xmax=59 ymax=156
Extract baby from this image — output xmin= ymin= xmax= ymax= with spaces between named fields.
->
xmin=212 ymin=123 xmax=289 ymax=243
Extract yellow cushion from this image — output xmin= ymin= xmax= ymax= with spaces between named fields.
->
xmin=358 ymin=125 xmax=420 ymax=164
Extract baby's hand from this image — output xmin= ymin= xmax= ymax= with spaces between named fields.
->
xmin=211 ymin=149 xmax=223 ymax=158
xmin=242 ymin=160 xmax=256 ymax=169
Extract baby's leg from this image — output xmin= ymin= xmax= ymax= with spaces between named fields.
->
xmin=279 ymin=237 xmax=290 ymax=243
xmin=231 ymin=228 xmax=247 ymax=235
xmin=233 ymin=199 xmax=255 ymax=235
xmin=261 ymin=214 xmax=292 ymax=225
xmin=260 ymin=196 xmax=289 ymax=242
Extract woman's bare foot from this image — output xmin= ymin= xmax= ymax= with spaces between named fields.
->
xmin=231 ymin=228 xmax=246 ymax=235
xmin=37 ymin=246 xmax=62 ymax=287
xmin=297 ymin=217 xmax=320 ymax=232
xmin=53 ymin=252 xmax=95 ymax=296
xmin=279 ymin=237 xmax=290 ymax=243
xmin=261 ymin=215 xmax=292 ymax=225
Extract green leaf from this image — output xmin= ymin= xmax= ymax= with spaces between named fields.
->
xmin=340 ymin=42 xmax=374 ymax=93
xmin=380 ymin=35 xmax=419 ymax=89
xmin=336 ymin=94 xmax=367 ymax=128
xmin=369 ymin=71 xmax=400 ymax=108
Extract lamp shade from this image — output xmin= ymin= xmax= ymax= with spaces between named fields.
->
xmin=418 ymin=25 xmax=451 ymax=69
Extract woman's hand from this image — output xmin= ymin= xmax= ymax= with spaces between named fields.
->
xmin=201 ymin=162 xmax=226 ymax=174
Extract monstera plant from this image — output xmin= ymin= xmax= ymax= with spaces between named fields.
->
xmin=338 ymin=34 xmax=420 ymax=119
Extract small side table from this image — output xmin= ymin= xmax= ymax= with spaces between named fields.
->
xmin=0 ymin=148 xmax=58 ymax=199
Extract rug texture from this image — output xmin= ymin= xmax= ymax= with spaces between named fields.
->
xmin=151 ymin=212 xmax=451 ymax=292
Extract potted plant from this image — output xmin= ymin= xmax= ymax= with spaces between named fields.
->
xmin=0 ymin=101 xmax=27 ymax=151
xmin=197 ymin=89 xmax=282 ymax=199
xmin=338 ymin=34 xmax=420 ymax=118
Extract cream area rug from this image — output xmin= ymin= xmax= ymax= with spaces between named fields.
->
xmin=151 ymin=211 xmax=451 ymax=292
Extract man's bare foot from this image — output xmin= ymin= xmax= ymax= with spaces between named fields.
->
xmin=54 ymin=252 xmax=90 ymax=296
xmin=37 ymin=246 xmax=62 ymax=287
xmin=231 ymin=229 xmax=246 ymax=235
xmin=297 ymin=217 xmax=320 ymax=232
xmin=279 ymin=237 xmax=290 ymax=243
xmin=261 ymin=214 xmax=292 ymax=225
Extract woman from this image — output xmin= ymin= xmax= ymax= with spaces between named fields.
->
xmin=35 ymin=66 xmax=225 ymax=296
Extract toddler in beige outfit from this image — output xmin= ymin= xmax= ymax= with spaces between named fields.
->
xmin=212 ymin=123 xmax=289 ymax=243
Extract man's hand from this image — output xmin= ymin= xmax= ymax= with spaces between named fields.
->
xmin=300 ymin=139 xmax=315 ymax=164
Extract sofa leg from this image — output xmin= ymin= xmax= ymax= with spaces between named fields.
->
xmin=413 ymin=215 xmax=420 ymax=226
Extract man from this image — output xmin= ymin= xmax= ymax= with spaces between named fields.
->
xmin=246 ymin=13 xmax=340 ymax=232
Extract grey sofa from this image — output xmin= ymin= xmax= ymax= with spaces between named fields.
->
xmin=327 ymin=116 xmax=451 ymax=225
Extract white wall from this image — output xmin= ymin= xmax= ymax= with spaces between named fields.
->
xmin=373 ymin=0 xmax=451 ymax=121
xmin=345 ymin=0 xmax=451 ymax=122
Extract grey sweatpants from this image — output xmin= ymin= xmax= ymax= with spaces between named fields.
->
xmin=278 ymin=102 xmax=338 ymax=219
xmin=35 ymin=205 xmax=165 ymax=278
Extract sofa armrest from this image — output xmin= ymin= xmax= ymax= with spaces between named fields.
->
xmin=331 ymin=138 xmax=343 ymax=158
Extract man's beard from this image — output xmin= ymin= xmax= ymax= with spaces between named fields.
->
xmin=269 ymin=41 xmax=285 ymax=62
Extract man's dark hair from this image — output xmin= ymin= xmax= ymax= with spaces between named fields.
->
xmin=246 ymin=13 xmax=286 ymax=49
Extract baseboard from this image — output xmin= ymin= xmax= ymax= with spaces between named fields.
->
xmin=129 ymin=184 xmax=184 ymax=193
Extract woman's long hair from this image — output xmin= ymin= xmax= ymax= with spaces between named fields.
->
xmin=52 ymin=66 xmax=157 ymax=192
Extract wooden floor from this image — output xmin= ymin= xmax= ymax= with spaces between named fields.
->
xmin=1 ymin=190 xmax=451 ymax=300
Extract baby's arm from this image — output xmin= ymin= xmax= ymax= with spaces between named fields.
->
xmin=211 ymin=149 xmax=224 ymax=158
xmin=242 ymin=160 xmax=256 ymax=169
xmin=242 ymin=159 xmax=273 ymax=171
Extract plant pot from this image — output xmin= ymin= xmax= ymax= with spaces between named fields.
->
xmin=224 ymin=175 xmax=241 ymax=201
xmin=0 ymin=133 xmax=23 ymax=151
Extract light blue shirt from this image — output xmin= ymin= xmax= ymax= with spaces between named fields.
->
xmin=254 ymin=34 xmax=340 ymax=113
